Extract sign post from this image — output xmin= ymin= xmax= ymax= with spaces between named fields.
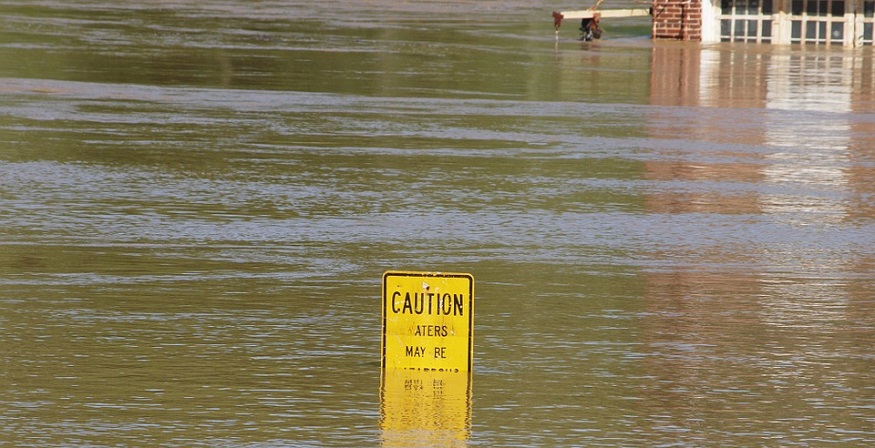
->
xmin=381 ymin=271 xmax=474 ymax=372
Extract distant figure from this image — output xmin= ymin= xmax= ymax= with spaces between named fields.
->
xmin=580 ymin=17 xmax=603 ymax=41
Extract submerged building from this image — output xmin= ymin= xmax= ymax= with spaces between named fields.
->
xmin=653 ymin=0 xmax=875 ymax=45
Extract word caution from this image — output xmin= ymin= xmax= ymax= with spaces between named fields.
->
xmin=381 ymin=271 xmax=474 ymax=372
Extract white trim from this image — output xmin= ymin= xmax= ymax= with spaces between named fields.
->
xmin=702 ymin=0 xmax=722 ymax=42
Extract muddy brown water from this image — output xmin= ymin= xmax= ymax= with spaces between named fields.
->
xmin=1 ymin=1 xmax=874 ymax=446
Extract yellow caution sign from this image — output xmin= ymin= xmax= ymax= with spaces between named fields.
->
xmin=382 ymin=271 xmax=474 ymax=372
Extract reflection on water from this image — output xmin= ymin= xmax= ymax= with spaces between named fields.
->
xmin=637 ymin=42 xmax=875 ymax=446
xmin=380 ymin=370 xmax=471 ymax=447
xmin=1 ymin=1 xmax=874 ymax=446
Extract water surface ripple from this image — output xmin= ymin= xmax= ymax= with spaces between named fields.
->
xmin=1 ymin=1 xmax=874 ymax=446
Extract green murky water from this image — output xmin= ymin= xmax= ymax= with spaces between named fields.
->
xmin=2 ymin=1 xmax=874 ymax=446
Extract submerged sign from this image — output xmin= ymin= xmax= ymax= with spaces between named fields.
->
xmin=382 ymin=271 xmax=474 ymax=372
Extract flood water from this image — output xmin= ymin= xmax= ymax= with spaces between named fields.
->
xmin=2 ymin=1 xmax=875 ymax=446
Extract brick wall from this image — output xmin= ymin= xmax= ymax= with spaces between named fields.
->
xmin=652 ymin=0 xmax=702 ymax=41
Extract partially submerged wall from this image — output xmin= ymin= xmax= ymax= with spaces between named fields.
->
xmin=652 ymin=0 xmax=702 ymax=41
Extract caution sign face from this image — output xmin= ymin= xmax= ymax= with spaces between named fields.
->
xmin=382 ymin=271 xmax=474 ymax=372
